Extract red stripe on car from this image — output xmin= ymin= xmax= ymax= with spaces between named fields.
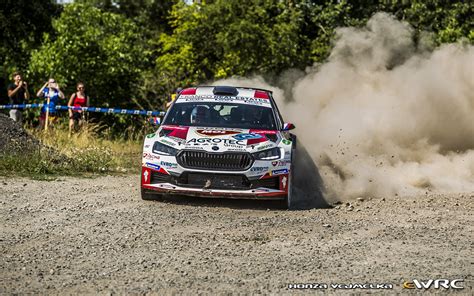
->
xmin=180 ymin=88 xmax=197 ymax=95
xmin=254 ymin=90 xmax=269 ymax=99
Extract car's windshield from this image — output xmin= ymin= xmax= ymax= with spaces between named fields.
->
xmin=163 ymin=102 xmax=277 ymax=130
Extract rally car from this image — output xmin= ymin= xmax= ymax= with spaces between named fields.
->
xmin=141 ymin=86 xmax=297 ymax=208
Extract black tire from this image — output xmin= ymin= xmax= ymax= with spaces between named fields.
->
xmin=287 ymin=142 xmax=331 ymax=210
xmin=285 ymin=164 xmax=296 ymax=210
xmin=141 ymin=187 xmax=163 ymax=201
xmin=284 ymin=141 xmax=297 ymax=210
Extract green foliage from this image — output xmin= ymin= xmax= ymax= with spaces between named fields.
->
xmin=76 ymin=0 xmax=177 ymax=33
xmin=1 ymin=0 xmax=471 ymax=136
xmin=0 ymin=0 xmax=61 ymax=100
xmin=154 ymin=0 xmax=312 ymax=90
xmin=28 ymin=3 xmax=148 ymax=107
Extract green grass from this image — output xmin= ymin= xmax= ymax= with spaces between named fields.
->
xmin=0 ymin=123 xmax=143 ymax=178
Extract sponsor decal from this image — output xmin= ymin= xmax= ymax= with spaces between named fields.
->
xmin=160 ymin=161 xmax=178 ymax=169
xmin=227 ymin=147 xmax=247 ymax=152
xmin=145 ymin=162 xmax=160 ymax=170
xmin=144 ymin=145 xmax=150 ymax=148
xmin=143 ymin=170 xmax=149 ymax=182
xmin=271 ymin=169 xmax=288 ymax=176
xmin=158 ymin=184 xmax=176 ymax=189
xmin=143 ymin=153 xmax=160 ymax=160
xmin=177 ymin=95 xmax=272 ymax=106
xmin=212 ymin=146 xmax=219 ymax=151
xmin=146 ymin=133 xmax=155 ymax=138
xmin=403 ymin=279 xmax=464 ymax=290
xmin=233 ymin=133 xmax=263 ymax=141
xmin=282 ymin=176 xmax=287 ymax=189
xmin=272 ymin=160 xmax=290 ymax=167
xmin=159 ymin=138 xmax=177 ymax=147
xmin=166 ymin=136 xmax=185 ymax=145
xmin=182 ymin=96 xmax=204 ymax=102
xmin=196 ymin=129 xmax=240 ymax=137
xmin=250 ymin=166 xmax=269 ymax=172
xmin=257 ymin=143 xmax=274 ymax=151
xmin=186 ymin=146 xmax=204 ymax=150
xmin=187 ymin=138 xmax=245 ymax=146
xmin=282 ymin=139 xmax=292 ymax=145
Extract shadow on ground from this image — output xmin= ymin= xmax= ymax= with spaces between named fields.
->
xmin=291 ymin=143 xmax=332 ymax=210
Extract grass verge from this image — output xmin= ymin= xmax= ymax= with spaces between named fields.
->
xmin=0 ymin=123 xmax=143 ymax=178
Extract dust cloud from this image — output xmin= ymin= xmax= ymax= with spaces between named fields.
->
xmin=214 ymin=13 xmax=474 ymax=201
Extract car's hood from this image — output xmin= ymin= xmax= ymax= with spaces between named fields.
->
xmin=159 ymin=125 xmax=279 ymax=153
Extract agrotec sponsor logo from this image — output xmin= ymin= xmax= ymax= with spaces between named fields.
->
xmin=187 ymin=138 xmax=245 ymax=146
xmin=403 ymin=279 xmax=464 ymax=290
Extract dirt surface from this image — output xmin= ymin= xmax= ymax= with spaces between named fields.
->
xmin=1 ymin=175 xmax=472 ymax=294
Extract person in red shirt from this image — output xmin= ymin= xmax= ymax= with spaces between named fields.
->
xmin=67 ymin=82 xmax=89 ymax=134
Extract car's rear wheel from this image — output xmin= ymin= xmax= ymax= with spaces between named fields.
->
xmin=141 ymin=187 xmax=163 ymax=201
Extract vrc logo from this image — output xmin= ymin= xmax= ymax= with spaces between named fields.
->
xmin=403 ymin=279 xmax=464 ymax=289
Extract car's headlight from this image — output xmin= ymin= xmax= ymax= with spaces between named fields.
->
xmin=252 ymin=147 xmax=281 ymax=160
xmin=153 ymin=141 xmax=178 ymax=156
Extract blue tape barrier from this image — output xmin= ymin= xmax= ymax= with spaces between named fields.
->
xmin=0 ymin=104 xmax=166 ymax=116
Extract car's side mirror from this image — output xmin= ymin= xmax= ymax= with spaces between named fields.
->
xmin=149 ymin=116 xmax=161 ymax=126
xmin=282 ymin=122 xmax=295 ymax=131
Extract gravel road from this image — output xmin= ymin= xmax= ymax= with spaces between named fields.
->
xmin=1 ymin=175 xmax=472 ymax=294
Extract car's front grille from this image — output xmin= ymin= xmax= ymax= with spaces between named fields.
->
xmin=177 ymin=151 xmax=254 ymax=171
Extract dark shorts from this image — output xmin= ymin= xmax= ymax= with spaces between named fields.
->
xmin=70 ymin=112 xmax=83 ymax=121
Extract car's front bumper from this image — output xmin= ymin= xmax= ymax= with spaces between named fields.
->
xmin=142 ymin=183 xmax=286 ymax=199
xmin=141 ymin=166 xmax=288 ymax=200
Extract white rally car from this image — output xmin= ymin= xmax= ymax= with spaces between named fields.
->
xmin=141 ymin=86 xmax=296 ymax=208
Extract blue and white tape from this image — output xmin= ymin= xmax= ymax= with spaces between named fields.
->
xmin=0 ymin=104 xmax=166 ymax=116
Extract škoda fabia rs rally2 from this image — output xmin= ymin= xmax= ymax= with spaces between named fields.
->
xmin=141 ymin=86 xmax=297 ymax=208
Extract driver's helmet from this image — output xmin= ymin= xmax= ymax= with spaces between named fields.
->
xmin=243 ymin=105 xmax=259 ymax=121
xmin=190 ymin=106 xmax=210 ymax=124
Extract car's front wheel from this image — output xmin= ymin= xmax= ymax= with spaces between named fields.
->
xmin=285 ymin=143 xmax=297 ymax=210
xmin=285 ymin=169 xmax=294 ymax=209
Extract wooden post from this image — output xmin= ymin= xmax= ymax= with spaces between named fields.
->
xmin=44 ymin=96 xmax=50 ymax=131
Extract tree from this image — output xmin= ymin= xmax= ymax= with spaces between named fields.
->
xmin=151 ymin=0 xmax=313 ymax=94
xmin=0 ymin=0 xmax=61 ymax=101
xmin=75 ymin=0 xmax=177 ymax=34
xmin=28 ymin=3 xmax=148 ymax=108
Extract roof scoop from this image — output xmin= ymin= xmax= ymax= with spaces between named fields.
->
xmin=213 ymin=86 xmax=239 ymax=96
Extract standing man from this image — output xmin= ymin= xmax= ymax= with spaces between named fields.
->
xmin=37 ymin=78 xmax=65 ymax=129
xmin=7 ymin=72 xmax=30 ymax=122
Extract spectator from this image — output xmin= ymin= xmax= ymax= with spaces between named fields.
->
xmin=36 ymin=78 xmax=65 ymax=129
xmin=67 ymin=82 xmax=89 ymax=134
xmin=7 ymin=71 xmax=30 ymax=122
